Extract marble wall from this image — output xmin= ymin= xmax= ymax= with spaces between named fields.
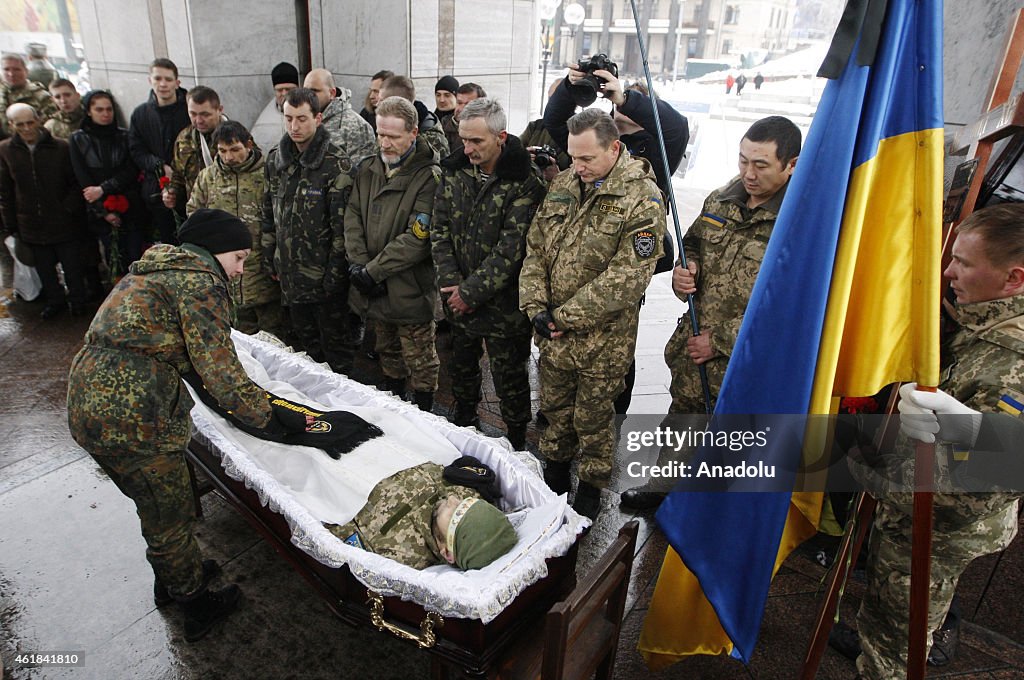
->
xmin=75 ymin=0 xmax=539 ymax=135
xmin=943 ymin=0 xmax=1024 ymax=128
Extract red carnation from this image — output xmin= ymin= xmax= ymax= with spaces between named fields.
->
xmin=159 ymin=175 xmax=171 ymax=189
xmin=103 ymin=194 xmax=130 ymax=214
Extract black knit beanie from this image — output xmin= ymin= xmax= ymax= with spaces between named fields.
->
xmin=177 ymin=209 xmax=253 ymax=254
xmin=434 ymin=75 xmax=459 ymax=94
xmin=271 ymin=62 xmax=300 ymax=86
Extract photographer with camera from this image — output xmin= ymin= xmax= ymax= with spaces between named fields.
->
xmin=542 ymin=55 xmax=688 ymax=199
xmin=520 ymin=79 xmax=572 ymax=182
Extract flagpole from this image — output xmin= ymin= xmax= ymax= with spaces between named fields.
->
xmin=627 ymin=0 xmax=713 ymax=414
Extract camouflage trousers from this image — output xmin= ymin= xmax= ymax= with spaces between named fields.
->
xmin=856 ymin=498 xmax=1019 ymax=679
xmin=236 ymin=299 xmax=286 ymax=340
xmin=374 ymin=320 xmax=440 ymax=392
xmin=665 ymin=319 xmax=725 ymax=414
xmin=91 ymin=451 xmax=204 ymax=598
xmin=537 ymin=331 xmax=633 ymax=488
xmin=289 ymin=301 xmax=354 ymax=375
xmin=628 ymin=322 xmax=725 ymax=492
xmin=450 ymin=327 xmax=532 ymax=427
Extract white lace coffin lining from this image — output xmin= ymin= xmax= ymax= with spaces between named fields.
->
xmin=186 ymin=331 xmax=588 ymax=624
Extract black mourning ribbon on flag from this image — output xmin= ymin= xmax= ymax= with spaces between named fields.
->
xmin=817 ymin=0 xmax=890 ymax=79
xmin=182 ymin=372 xmax=383 ymax=459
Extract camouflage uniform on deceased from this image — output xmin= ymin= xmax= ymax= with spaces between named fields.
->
xmin=44 ymin=106 xmax=84 ymax=139
xmin=666 ymin=176 xmax=787 ymax=414
xmin=261 ymin=125 xmax=354 ymax=373
xmin=326 ymin=463 xmax=482 ymax=569
xmin=168 ymin=124 xmax=216 ymax=204
xmin=432 ymin=135 xmax=545 ymax=434
xmin=519 ymin=148 xmax=665 ymax=487
xmin=857 ymin=294 xmax=1024 ymax=680
xmin=187 ymin=148 xmax=284 ymax=337
xmin=67 ymin=244 xmax=272 ymax=597
xmin=0 ymin=81 xmax=56 ymax=135
xmin=320 ymin=88 xmax=376 ymax=169
xmin=346 ymin=137 xmax=441 ymax=392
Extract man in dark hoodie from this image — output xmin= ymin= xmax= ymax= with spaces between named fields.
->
xmin=261 ymin=88 xmax=354 ymax=375
xmin=431 ymin=98 xmax=545 ymax=448
xmin=128 ymin=58 xmax=190 ymax=244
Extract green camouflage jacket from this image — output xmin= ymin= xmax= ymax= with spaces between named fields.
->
xmin=187 ymin=148 xmax=279 ymax=308
xmin=261 ymin=126 xmax=353 ymax=304
xmin=326 ymin=463 xmax=482 ymax=569
xmin=682 ymin=176 xmax=787 ymax=359
xmin=44 ymin=106 xmax=84 ymax=139
xmin=345 ymin=137 xmax=440 ymax=324
xmin=0 ymin=81 xmax=56 ymax=135
xmin=519 ymin=147 xmax=665 ymax=339
xmin=169 ymin=124 xmax=217 ymax=203
xmin=930 ymin=295 xmax=1024 ymax=527
xmin=67 ymin=244 xmax=272 ymax=456
xmin=432 ymin=135 xmax=545 ymax=338
xmin=320 ymin=88 xmax=376 ymax=168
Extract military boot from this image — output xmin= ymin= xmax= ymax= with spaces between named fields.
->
xmin=154 ymin=559 xmax=222 ymax=607
xmin=506 ymin=422 xmax=528 ymax=451
xmin=382 ymin=377 xmax=406 ymax=399
xmin=179 ymin=583 xmax=241 ymax=642
xmin=413 ymin=390 xmax=434 ymax=412
xmin=573 ymin=482 xmax=602 ymax=521
xmin=451 ymin=402 xmax=480 ymax=428
xmin=543 ymin=460 xmax=571 ymax=495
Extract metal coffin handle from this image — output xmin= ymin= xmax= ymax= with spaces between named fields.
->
xmin=367 ymin=591 xmax=444 ymax=648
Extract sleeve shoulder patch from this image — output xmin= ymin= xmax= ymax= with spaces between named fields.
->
xmin=633 ymin=230 xmax=657 ymax=258
xmin=411 ymin=212 xmax=431 ymax=239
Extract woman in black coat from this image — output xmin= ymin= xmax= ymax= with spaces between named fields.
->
xmin=69 ymin=90 xmax=150 ymax=280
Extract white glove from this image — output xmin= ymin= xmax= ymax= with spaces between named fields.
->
xmin=898 ymin=383 xmax=982 ymax=445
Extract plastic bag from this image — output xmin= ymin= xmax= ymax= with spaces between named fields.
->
xmin=4 ymin=235 xmax=42 ymax=302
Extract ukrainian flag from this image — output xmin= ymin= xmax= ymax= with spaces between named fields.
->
xmin=639 ymin=0 xmax=942 ymax=667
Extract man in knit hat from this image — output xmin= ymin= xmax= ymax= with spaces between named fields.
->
xmin=434 ymin=74 xmax=458 ymax=150
xmin=67 ymin=208 xmax=308 ymax=643
xmin=251 ymin=62 xmax=300 ymax=153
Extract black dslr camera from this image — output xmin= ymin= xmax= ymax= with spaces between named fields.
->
xmin=572 ymin=53 xmax=619 ymax=106
xmin=531 ymin=145 xmax=559 ymax=169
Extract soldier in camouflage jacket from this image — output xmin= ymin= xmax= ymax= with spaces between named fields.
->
xmin=66 ymin=212 xmax=275 ymax=604
xmin=519 ymin=110 xmax=665 ymax=516
xmin=188 ymin=121 xmax=283 ymax=337
xmin=261 ymin=91 xmax=354 ymax=374
xmin=0 ymin=54 xmax=56 ymax=135
xmin=856 ymin=205 xmax=1024 ymax=680
xmin=432 ymin=105 xmax=546 ymax=444
xmin=666 ymin=117 xmax=800 ymax=416
xmin=346 ymin=97 xmax=440 ymax=406
xmin=326 ymin=462 xmax=517 ymax=570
